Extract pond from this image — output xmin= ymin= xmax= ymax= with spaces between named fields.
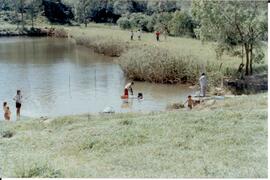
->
xmin=0 ymin=37 xmax=195 ymax=120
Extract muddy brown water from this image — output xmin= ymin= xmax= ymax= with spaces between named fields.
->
xmin=0 ymin=37 xmax=195 ymax=120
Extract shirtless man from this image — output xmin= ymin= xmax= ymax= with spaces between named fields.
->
xmin=124 ymin=82 xmax=134 ymax=96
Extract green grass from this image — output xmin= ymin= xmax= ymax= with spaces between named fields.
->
xmin=65 ymin=23 xmax=267 ymax=86
xmin=0 ymin=93 xmax=267 ymax=178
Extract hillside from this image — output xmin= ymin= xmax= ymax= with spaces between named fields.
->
xmin=0 ymin=93 xmax=267 ymax=178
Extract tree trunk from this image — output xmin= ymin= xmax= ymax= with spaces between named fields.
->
xmin=15 ymin=8 xmax=19 ymax=30
xmin=244 ymin=43 xmax=250 ymax=76
xmin=250 ymin=44 xmax=253 ymax=75
xmin=20 ymin=0 xmax=24 ymax=29
xmin=84 ymin=19 xmax=87 ymax=27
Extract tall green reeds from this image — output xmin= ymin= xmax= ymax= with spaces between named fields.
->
xmin=75 ymin=35 xmax=126 ymax=57
xmin=118 ymin=46 xmax=223 ymax=86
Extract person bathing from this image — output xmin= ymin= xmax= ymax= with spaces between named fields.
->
xmin=124 ymin=82 xmax=134 ymax=97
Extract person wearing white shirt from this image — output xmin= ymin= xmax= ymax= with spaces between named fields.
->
xmin=13 ymin=90 xmax=22 ymax=119
xmin=199 ymin=73 xmax=207 ymax=97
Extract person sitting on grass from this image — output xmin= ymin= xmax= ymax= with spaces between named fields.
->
xmin=184 ymin=95 xmax=194 ymax=110
xmin=4 ymin=106 xmax=11 ymax=121
xmin=124 ymin=82 xmax=134 ymax=96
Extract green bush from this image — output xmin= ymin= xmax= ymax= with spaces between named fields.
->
xmin=168 ymin=11 xmax=196 ymax=37
xmin=117 ymin=16 xmax=131 ymax=29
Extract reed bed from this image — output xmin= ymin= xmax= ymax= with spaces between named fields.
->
xmin=118 ymin=46 xmax=224 ymax=87
xmin=75 ymin=35 xmax=126 ymax=57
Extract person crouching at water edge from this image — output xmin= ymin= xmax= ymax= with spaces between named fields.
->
xmin=199 ymin=73 xmax=207 ymax=97
xmin=124 ymin=82 xmax=134 ymax=97
xmin=4 ymin=106 xmax=11 ymax=121
xmin=184 ymin=95 xmax=194 ymax=110
xmin=13 ymin=90 xmax=22 ymax=119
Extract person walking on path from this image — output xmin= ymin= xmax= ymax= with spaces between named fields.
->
xmin=199 ymin=73 xmax=207 ymax=97
xmin=130 ymin=30 xmax=134 ymax=40
xmin=13 ymin=90 xmax=22 ymax=119
xmin=156 ymin=31 xmax=160 ymax=41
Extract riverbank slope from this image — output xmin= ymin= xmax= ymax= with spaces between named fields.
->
xmin=67 ymin=24 xmax=267 ymax=88
xmin=0 ymin=93 xmax=267 ymax=178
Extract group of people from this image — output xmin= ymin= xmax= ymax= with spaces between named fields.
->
xmin=123 ymin=73 xmax=208 ymax=110
xmin=123 ymin=81 xmax=143 ymax=99
xmin=184 ymin=73 xmax=207 ymax=110
xmin=130 ymin=29 xmax=142 ymax=41
xmin=3 ymin=90 xmax=22 ymax=121
xmin=130 ymin=29 xmax=167 ymax=42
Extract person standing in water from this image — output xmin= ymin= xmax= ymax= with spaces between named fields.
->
xmin=124 ymin=82 xmax=134 ymax=96
xmin=199 ymin=73 xmax=207 ymax=97
xmin=13 ymin=90 xmax=22 ymax=119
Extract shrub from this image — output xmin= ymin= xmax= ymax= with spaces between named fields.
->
xmin=168 ymin=11 xmax=196 ymax=37
xmin=1 ymin=130 xmax=14 ymax=138
xmin=117 ymin=17 xmax=131 ymax=29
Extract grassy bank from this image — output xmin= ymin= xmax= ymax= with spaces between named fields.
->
xmin=67 ymin=24 xmax=267 ymax=86
xmin=0 ymin=93 xmax=267 ymax=178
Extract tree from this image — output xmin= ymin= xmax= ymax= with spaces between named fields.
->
xmin=27 ymin=0 xmax=42 ymax=28
xmin=168 ymin=10 xmax=196 ymax=37
xmin=19 ymin=0 xmax=25 ymax=29
xmin=76 ymin=0 xmax=91 ymax=27
xmin=192 ymin=0 xmax=267 ymax=75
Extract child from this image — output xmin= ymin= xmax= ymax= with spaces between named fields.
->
xmin=4 ymin=106 xmax=11 ymax=121
xmin=137 ymin=93 xmax=143 ymax=99
xmin=3 ymin=102 xmax=7 ymax=112
xmin=184 ymin=95 xmax=194 ymax=110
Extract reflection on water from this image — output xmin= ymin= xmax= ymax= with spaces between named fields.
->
xmin=0 ymin=37 xmax=194 ymax=120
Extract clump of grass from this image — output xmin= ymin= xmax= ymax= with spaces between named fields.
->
xmin=1 ymin=130 xmax=14 ymax=138
xmin=75 ymin=35 xmax=125 ymax=57
xmin=50 ymin=28 xmax=69 ymax=38
xmin=79 ymin=139 xmax=98 ymax=151
xmin=166 ymin=103 xmax=185 ymax=110
xmin=119 ymin=119 xmax=133 ymax=125
xmin=15 ymin=164 xmax=62 ymax=178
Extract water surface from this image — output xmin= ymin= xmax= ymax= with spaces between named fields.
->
xmin=0 ymin=37 xmax=194 ymax=120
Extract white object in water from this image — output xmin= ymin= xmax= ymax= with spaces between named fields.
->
xmin=214 ymin=96 xmax=225 ymax=100
xmin=103 ymin=106 xmax=115 ymax=113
